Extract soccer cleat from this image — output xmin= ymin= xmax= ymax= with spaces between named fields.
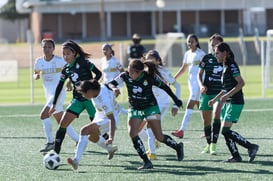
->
xmin=248 ymin=144 xmax=259 ymax=163
xmin=137 ymin=160 xmax=153 ymax=170
xmin=201 ymin=144 xmax=210 ymax=154
xmin=210 ymin=143 xmax=217 ymax=155
xmin=67 ymin=157 xmax=79 ymax=171
xmin=171 ymin=130 xmax=184 ymax=138
xmin=146 ymin=150 xmax=157 ymax=160
xmin=108 ymin=145 xmax=118 ymax=160
xmin=40 ymin=142 xmax=54 ymax=152
xmin=176 ymin=142 xmax=184 ymax=161
xmin=224 ymin=156 xmax=242 ymax=163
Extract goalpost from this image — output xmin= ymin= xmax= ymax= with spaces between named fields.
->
xmin=155 ymin=32 xmax=186 ymax=68
xmin=261 ymin=29 xmax=273 ymax=97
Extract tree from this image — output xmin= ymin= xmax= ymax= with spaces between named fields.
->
xmin=0 ymin=0 xmax=28 ymax=21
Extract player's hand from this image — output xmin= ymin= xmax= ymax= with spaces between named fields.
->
xmin=66 ymin=81 xmax=72 ymax=91
xmin=113 ymin=88 xmax=120 ymax=97
xmin=171 ymin=107 xmax=178 ymax=116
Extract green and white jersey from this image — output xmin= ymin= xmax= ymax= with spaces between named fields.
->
xmin=109 ymin=71 xmax=167 ymax=110
xmin=60 ymin=57 xmax=102 ymax=101
xmin=199 ymin=53 xmax=223 ymax=95
xmin=222 ymin=61 xmax=244 ymax=104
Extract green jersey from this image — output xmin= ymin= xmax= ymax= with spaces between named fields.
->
xmin=109 ymin=71 xmax=180 ymax=110
xmin=222 ymin=61 xmax=244 ymax=104
xmin=199 ymin=53 xmax=223 ymax=95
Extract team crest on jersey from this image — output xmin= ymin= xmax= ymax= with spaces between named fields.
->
xmin=143 ymin=80 xmax=148 ymax=86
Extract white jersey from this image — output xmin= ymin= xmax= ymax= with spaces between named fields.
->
xmin=153 ymin=66 xmax=176 ymax=107
xmin=183 ymin=48 xmax=206 ymax=81
xmin=101 ymin=56 xmax=123 ymax=84
xmin=92 ymin=85 xmax=119 ymax=125
xmin=34 ymin=55 xmax=66 ymax=111
xmin=183 ymin=48 xmax=205 ymax=100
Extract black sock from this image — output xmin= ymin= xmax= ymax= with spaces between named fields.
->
xmin=222 ymin=127 xmax=240 ymax=158
xmin=132 ymin=136 xmax=149 ymax=163
xmin=212 ymin=119 xmax=221 ymax=143
xmin=229 ymin=130 xmax=252 ymax=149
xmin=54 ymin=127 xmax=66 ymax=154
xmin=204 ymin=125 xmax=212 ymax=144
xmin=162 ymin=134 xmax=178 ymax=150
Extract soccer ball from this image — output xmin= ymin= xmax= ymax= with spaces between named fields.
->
xmin=43 ymin=150 xmax=61 ymax=170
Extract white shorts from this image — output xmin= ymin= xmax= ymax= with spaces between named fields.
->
xmin=188 ymin=79 xmax=200 ymax=101
xmin=45 ymin=90 xmax=66 ymax=113
xmin=94 ymin=118 xmax=110 ymax=135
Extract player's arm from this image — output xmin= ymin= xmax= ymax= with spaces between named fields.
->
xmin=90 ymin=64 xmax=102 ymax=81
xmin=198 ymin=68 xmax=207 ymax=94
xmin=208 ymin=90 xmax=225 ymax=107
xmin=174 ymin=63 xmax=187 ymax=79
xmin=156 ymin=77 xmax=183 ymax=108
xmin=49 ymin=80 xmax=65 ymax=115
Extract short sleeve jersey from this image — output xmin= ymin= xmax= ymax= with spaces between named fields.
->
xmin=199 ymin=53 xmax=223 ymax=95
xmin=34 ymin=55 xmax=66 ymax=95
xmin=101 ymin=56 xmax=122 ymax=83
xmin=183 ymin=48 xmax=206 ymax=80
xmin=110 ymin=71 xmax=165 ymax=110
xmin=222 ymin=61 xmax=244 ymax=104
xmin=60 ymin=57 xmax=97 ymax=101
xmin=92 ymin=85 xmax=119 ymax=124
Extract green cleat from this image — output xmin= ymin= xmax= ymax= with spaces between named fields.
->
xmin=201 ymin=144 xmax=210 ymax=154
xmin=210 ymin=143 xmax=217 ymax=155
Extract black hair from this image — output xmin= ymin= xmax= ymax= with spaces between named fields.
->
xmin=215 ymin=42 xmax=235 ymax=65
xmin=62 ymin=40 xmax=91 ymax=59
xmin=77 ymin=79 xmax=100 ymax=93
xmin=187 ymin=34 xmax=201 ymax=49
xmin=129 ymin=59 xmax=161 ymax=78
xmin=146 ymin=50 xmax=163 ymax=66
xmin=41 ymin=39 xmax=55 ymax=49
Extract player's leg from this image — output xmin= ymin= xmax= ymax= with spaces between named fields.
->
xmin=39 ymin=105 xmax=54 ymax=152
xmin=128 ymin=109 xmax=152 ymax=169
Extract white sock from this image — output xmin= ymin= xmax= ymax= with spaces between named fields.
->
xmin=147 ymin=128 xmax=156 ymax=154
xmin=96 ymin=136 xmax=112 ymax=151
xmin=66 ymin=125 xmax=79 ymax=143
xmin=42 ymin=118 xmax=54 ymax=143
xmin=138 ymin=128 xmax=148 ymax=141
xmin=179 ymin=109 xmax=193 ymax=131
xmin=74 ymin=135 xmax=88 ymax=163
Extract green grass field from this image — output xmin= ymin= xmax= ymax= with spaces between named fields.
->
xmin=0 ymin=65 xmax=273 ymax=105
xmin=0 ymin=99 xmax=273 ymax=181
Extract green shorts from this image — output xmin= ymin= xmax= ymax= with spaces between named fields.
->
xmin=67 ymin=98 xmax=96 ymax=119
xmin=221 ymin=103 xmax=244 ymax=123
xmin=128 ymin=105 xmax=160 ymax=120
xmin=199 ymin=94 xmax=218 ymax=111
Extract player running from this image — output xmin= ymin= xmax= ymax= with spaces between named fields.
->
xmin=107 ymin=59 xmax=184 ymax=170
xmin=67 ymin=79 xmax=119 ymax=171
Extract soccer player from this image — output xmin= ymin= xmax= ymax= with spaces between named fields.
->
xmin=171 ymin=34 xmax=206 ymax=138
xmin=34 ymin=39 xmax=78 ymax=152
xmin=49 ymin=40 xmax=102 ymax=154
xmin=100 ymin=43 xmax=127 ymax=114
xmin=208 ymin=42 xmax=259 ymax=162
xmin=107 ymin=59 xmax=184 ymax=170
xmin=198 ymin=34 xmax=224 ymax=155
xmin=139 ymin=50 xmax=181 ymax=160
xmin=67 ymin=79 xmax=119 ymax=171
